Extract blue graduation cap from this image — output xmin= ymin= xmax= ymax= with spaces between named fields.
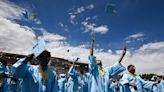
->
xmin=105 ymin=3 xmax=118 ymax=15
xmin=22 ymin=10 xmax=29 ymax=19
xmin=32 ymin=40 xmax=46 ymax=58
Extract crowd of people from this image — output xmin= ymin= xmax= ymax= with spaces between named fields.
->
xmin=0 ymin=33 xmax=164 ymax=92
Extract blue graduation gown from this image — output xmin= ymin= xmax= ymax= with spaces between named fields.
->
xmin=104 ymin=63 xmax=126 ymax=92
xmin=4 ymin=78 xmax=20 ymax=92
xmin=12 ymin=58 xmax=58 ymax=92
xmin=66 ymin=66 xmax=81 ymax=92
xmin=58 ymin=77 xmax=66 ymax=92
xmin=119 ymin=84 xmax=131 ymax=92
xmin=0 ymin=63 xmax=8 ymax=92
xmin=79 ymin=73 xmax=89 ymax=92
xmin=88 ymin=56 xmax=125 ymax=92
xmin=110 ymin=81 xmax=120 ymax=92
xmin=120 ymin=73 xmax=155 ymax=92
xmin=159 ymin=81 xmax=164 ymax=92
xmin=152 ymin=81 xmax=164 ymax=92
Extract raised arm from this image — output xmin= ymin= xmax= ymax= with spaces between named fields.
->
xmin=12 ymin=54 xmax=34 ymax=78
xmin=68 ymin=57 xmax=79 ymax=77
xmin=90 ymin=31 xmax=94 ymax=56
xmin=118 ymin=47 xmax=126 ymax=63
xmin=89 ymin=31 xmax=99 ymax=74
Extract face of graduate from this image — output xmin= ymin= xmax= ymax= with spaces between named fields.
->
xmin=96 ymin=60 xmax=102 ymax=70
xmin=0 ymin=73 xmax=5 ymax=78
xmin=39 ymin=53 xmax=51 ymax=67
xmin=128 ymin=66 xmax=136 ymax=74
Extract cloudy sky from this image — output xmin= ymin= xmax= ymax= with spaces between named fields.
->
xmin=0 ymin=0 xmax=164 ymax=74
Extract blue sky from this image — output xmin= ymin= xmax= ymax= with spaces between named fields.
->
xmin=0 ymin=0 xmax=164 ymax=74
xmin=11 ymin=0 xmax=164 ymax=50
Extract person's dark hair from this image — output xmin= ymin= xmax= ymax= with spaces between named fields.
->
xmin=127 ymin=65 xmax=134 ymax=70
xmin=96 ymin=60 xmax=102 ymax=66
xmin=36 ymin=50 xmax=51 ymax=60
xmin=0 ymin=59 xmax=7 ymax=66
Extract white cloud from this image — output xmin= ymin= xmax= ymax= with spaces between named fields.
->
xmin=0 ymin=0 xmax=63 ymax=55
xmin=86 ymin=4 xmax=94 ymax=9
xmin=70 ymin=14 xmax=76 ymax=23
xmin=126 ymin=32 xmax=144 ymax=40
xmin=0 ymin=0 xmax=163 ymax=75
xmin=0 ymin=17 xmax=67 ymax=56
xmin=0 ymin=0 xmax=42 ymax=25
xmin=31 ymin=27 xmax=46 ymax=32
xmin=0 ymin=0 xmax=23 ymax=19
xmin=69 ymin=4 xmax=95 ymax=25
xmin=81 ymin=21 xmax=109 ymax=34
xmin=74 ymin=4 xmax=94 ymax=14
xmin=81 ymin=21 xmax=95 ymax=32
xmin=1 ymin=16 xmax=163 ymax=74
xmin=125 ymin=32 xmax=145 ymax=44
xmin=0 ymin=17 xmax=36 ymax=55
xmin=85 ymin=17 xmax=91 ymax=21
xmin=38 ymin=31 xmax=66 ymax=42
xmin=138 ymin=42 xmax=164 ymax=52
xmin=48 ymin=41 xmax=164 ymax=75
xmin=76 ymin=6 xmax=85 ymax=14
xmin=58 ymin=22 xmax=69 ymax=31
xmin=0 ymin=0 xmax=38 ymax=55
xmin=122 ymin=42 xmax=164 ymax=74
xmin=93 ymin=25 xmax=109 ymax=34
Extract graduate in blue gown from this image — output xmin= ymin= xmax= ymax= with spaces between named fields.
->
xmin=151 ymin=76 xmax=164 ymax=92
xmin=5 ymin=77 xmax=20 ymax=92
xmin=0 ymin=60 xmax=8 ymax=92
xmin=87 ymin=31 xmax=126 ymax=92
xmin=66 ymin=56 xmax=89 ymax=92
xmin=2 ymin=63 xmax=21 ymax=92
xmin=79 ymin=70 xmax=89 ymax=92
xmin=12 ymin=49 xmax=58 ymax=92
xmin=120 ymin=65 xmax=157 ymax=92
xmin=110 ymin=78 xmax=121 ymax=92
xmin=159 ymin=78 xmax=164 ymax=92
xmin=58 ymin=74 xmax=67 ymax=92
xmin=66 ymin=58 xmax=82 ymax=92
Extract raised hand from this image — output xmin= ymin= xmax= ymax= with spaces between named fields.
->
xmin=118 ymin=47 xmax=127 ymax=63
xmin=25 ymin=53 xmax=34 ymax=61
xmin=122 ymin=47 xmax=126 ymax=56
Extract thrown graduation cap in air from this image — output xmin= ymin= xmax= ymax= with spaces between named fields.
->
xmin=21 ymin=10 xmax=40 ymax=24
xmin=67 ymin=49 xmax=70 ymax=52
xmin=22 ymin=10 xmax=29 ymax=19
xmin=106 ymin=3 xmax=118 ymax=15
xmin=32 ymin=40 xmax=46 ymax=58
